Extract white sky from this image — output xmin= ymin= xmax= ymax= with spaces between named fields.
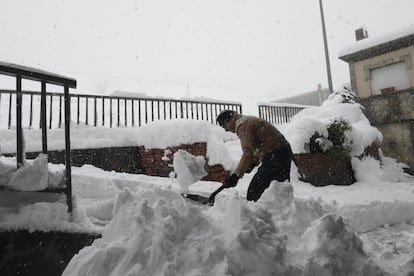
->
xmin=1 ymin=0 xmax=414 ymax=109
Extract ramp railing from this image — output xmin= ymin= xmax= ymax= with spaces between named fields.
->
xmin=0 ymin=62 xmax=76 ymax=213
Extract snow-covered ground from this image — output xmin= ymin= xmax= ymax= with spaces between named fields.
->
xmin=1 ymin=91 xmax=414 ymax=275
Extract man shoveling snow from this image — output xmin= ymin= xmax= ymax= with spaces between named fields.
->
xmin=216 ymin=110 xmax=294 ymax=201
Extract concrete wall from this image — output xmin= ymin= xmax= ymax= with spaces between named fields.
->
xmin=351 ymin=46 xmax=414 ymax=97
xmin=0 ymin=230 xmax=99 ymax=276
xmin=357 ymin=89 xmax=414 ymax=173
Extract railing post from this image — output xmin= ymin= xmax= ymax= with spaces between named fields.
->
xmin=145 ymin=100 xmax=148 ymax=123
xmin=85 ymin=97 xmax=89 ymax=125
xmin=49 ymin=94 xmax=53 ymax=129
xmin=64 ymin=85 xmax=72 ymax=214
xmin=131 ymin=99 xmax=135 ymax=126
xmin=16 ymin=75 xmax=23 ymax=168
xmin=117 ymin=98 xmax=120 ymax=127
xmin=110 ymin=98 xmax=113 ymax=128
xmin=77 ymin=95 xmax=80 ymax=125
xmin=124 ymin=98 xmax=128 ymax=126
xmin=8 ymin=91 xmax=12 ymax=129
xmin=94 ymin=97 xmax=97 ymax=127
xmin=41 ymin=81 xmax=48 ymax=154
xmin=29 ymin=93 xmax=34 ymax=128
xmin=102 ymin=96 xmax=105 ymax=127
xmin=59 ymin=95 xmax=63 ymax=128
xmin=151 ymin=100 xmax=154 ymax=121
xmin=138 ymin=99 xmax=141 ymax=126
xmin=163 ymin=101 xmax=166 ymax=119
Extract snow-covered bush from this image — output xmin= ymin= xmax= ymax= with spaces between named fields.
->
xmin=307 ymin=118 xmax=352 ymax=159
xmin=283 ymin=87 xmax=382 ymax=158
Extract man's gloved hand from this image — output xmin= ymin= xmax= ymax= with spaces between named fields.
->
xmin=223 ymin=173 xmax=239 ymax=188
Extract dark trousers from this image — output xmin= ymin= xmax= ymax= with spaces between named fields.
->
xmin=247 ymin=144 xmax=293 ymax=201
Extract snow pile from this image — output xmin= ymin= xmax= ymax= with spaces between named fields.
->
xmin=173 ymin=150 xmax=207 ymax=191
xmin=0 ymin=200 xmax=99 ymax=233
xmin=281 ymin=89 xmax=383 ymax=156
xmin=63 ymin=187 xmax=288 ymax=276
xmin=7 ymin=154 xmax=49 ymax=191
xmin=0 ymin=155 xmax=412 ymax=274
xmin=1 ymin=155 xmax=65 ymax=191
xmin=297 ymin=214 xmax=384 ymax=275
xmin=0 ymin=156 xmax=16 ymax=186
xmin=62 ymin=176 xmax=410 ymax=275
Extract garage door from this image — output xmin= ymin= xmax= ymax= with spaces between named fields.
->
xmin=371 ymin=62 xmax=409 ymax=95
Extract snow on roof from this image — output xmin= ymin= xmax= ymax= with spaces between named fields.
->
xmin=339 ymin=25 xmax=414 ymax=62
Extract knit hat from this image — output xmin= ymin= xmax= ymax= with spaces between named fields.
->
xmin=216 ymin=110 xmax=234 ymax=126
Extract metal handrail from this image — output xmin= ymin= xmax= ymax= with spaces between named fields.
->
xmin=0 ymin=90 xmax=242 ymax=129
xmin=258 ymin=103 xmax=307 ymax=124
xmin=0 ymin=62 xmax=75 ymax=213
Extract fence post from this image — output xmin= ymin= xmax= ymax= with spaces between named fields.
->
xmin=94 ymin=97 xmax=97 ymax=127
xmin=124 ymin=98 xmax=128 ymax=126
xmin=59 ymin=95 xmax=63 ymax=128
xmin=8 ymin=91 xmax=12 ymax=129
xmin=77 ymin=95 xmax=80 ymax=125
xmin=102 ymin=96 xmax=105 ymax=127
xmin=49 ymin=94 xmax=53 ymax=129
xmin=131 ymin=99 xmax=135 ymax=126
xmin=16 ymin=76 xmax=23 ymax=168
xmin=64 ymin=85 xmax=72 ymax=213
xmin=41 ymin=81 xmax=48 ymax=154
xmin=29 ymin=93 xmax=34 ymax=128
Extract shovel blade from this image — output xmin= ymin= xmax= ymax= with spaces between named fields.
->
xmin=181 ymin=193 xmax=213 ymax=205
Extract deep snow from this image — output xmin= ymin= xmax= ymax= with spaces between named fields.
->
xmin=0 ymin=91 xmax=413 ymax=275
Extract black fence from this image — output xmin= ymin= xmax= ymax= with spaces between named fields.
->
xmin=0 ymin=62 xmax=75 ymax=213
xmin=0 ymin=90 xmax=242 ymax=129
xmin=258 ymin=103 xmax=307 ymax=124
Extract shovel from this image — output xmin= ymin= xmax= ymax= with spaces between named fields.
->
xmin=182 ymin=183 xmax=226 ymax=205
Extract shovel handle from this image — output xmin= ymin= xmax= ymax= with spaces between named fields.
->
xmin=205 ymin=184 xmax=226 ymax=205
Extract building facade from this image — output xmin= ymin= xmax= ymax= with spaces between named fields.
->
xmin=340 ymin=29 xmax=414 ymax=174
xmin=339 ymin=30 xmax=414 ymax=97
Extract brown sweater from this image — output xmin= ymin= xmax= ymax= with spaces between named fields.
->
xmin=234 ymin=115 xmax=289 ymax=177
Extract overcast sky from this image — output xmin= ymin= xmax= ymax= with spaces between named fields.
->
xmin=1 ymin=0 xmax=414 ymax=112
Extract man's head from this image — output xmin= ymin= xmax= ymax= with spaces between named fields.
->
xmin=216 ymin=110 xmax=238 ymax=132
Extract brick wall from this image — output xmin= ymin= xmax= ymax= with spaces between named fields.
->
xmin=13 ymin=144 xmax=229 ymax=183
xmin=138 ymin=142 xmax=229 ymax=183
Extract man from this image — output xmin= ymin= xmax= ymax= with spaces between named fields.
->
xmin=216 ymin=110 xmax=293 ymax=201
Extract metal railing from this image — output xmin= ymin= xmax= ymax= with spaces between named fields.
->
xmin=0 ymin=91 xmax=242 ymax=129
xmin=258 ymin=103 xmax=307 ymax=124
xmin=0 ymin=62 xmax=76 ymax=213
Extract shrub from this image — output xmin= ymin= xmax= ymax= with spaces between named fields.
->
xmin=307 ymin=118 xmax=351 ymax=159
